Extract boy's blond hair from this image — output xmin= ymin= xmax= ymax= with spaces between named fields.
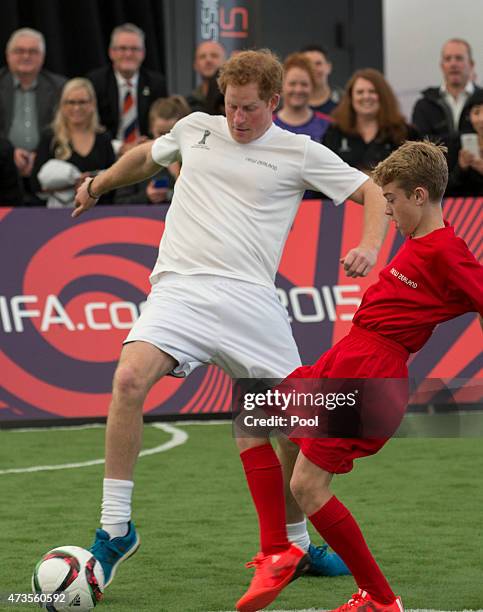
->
xmin=217 ymin=49 xmax=283 ymax=103
xmin=372 ymin=140 xmax=448 ymax=201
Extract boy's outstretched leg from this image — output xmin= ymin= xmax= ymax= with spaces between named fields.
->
xmin=277 ymin=435 xmax=350 ymax=577
xmin=290 ymin=452 xmax=403 ymax=611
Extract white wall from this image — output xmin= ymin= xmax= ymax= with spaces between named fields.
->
xmin=383 ymin=0 xmax=483 ymax=120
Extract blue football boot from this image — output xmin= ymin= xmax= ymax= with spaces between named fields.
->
xmin=307 ymin=543 xmax=351 ymax=577
xmin=89 ymin=522 xmax=140 ymax=588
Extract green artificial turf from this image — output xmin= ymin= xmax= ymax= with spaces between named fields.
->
xmin=0 ymin=420 xmax=482 ymax=611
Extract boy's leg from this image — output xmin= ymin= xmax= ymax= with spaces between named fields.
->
xmin=91 ymin=341 xmax=177 ymax=587
xmin=235 ymin=437 xmax=310 ymax=612
xmin=290 ymin=452 xmax=396 ymax=605
xmin=277 ymin=435 xmax=350 ymax=576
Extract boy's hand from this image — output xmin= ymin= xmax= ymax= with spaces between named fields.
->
xmin=340 ymin=246 xmax=377 ymax=277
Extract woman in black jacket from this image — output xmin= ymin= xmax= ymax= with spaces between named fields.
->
xmin=323 ymin=68 xmax=419 ymax=175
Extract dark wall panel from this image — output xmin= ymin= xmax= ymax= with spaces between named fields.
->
xmin=0 ymin=0 xmax=166 ymax=78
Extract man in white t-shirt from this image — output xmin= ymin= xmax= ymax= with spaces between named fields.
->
xmin=73 ymin=49 xmax=388 ymax=601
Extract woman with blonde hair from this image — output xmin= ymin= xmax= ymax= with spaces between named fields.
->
xmin=323 ymin=68 xmax=419 ymax=174
xmin=32 ymin=77 xmax=114 ymax=206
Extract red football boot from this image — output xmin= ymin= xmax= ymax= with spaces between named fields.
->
xmin=330 ymin=589 xmax=404 ymax=612
xmin=236 ymin=543 xmax=310 ymax=612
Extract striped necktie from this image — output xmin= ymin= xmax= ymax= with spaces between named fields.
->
xmin=121 ymin=81 xmax=139 ymax=143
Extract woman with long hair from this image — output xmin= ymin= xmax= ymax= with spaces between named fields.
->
xmin=32 ymin=77 xmax=115 ymax=206
xmin=323 ymin=68 xmax=419 ymax=174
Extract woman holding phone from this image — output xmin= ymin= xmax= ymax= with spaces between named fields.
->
xmin=446 ymin=90 xmax=483 ymax=195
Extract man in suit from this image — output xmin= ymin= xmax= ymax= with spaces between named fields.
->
xmin=0 ymin=28 xmax=65 ymax=202
xmin=412 ymin=38 xmax=482 ymax=146
xmin=87 ymin=23 xmax=167 ymax=156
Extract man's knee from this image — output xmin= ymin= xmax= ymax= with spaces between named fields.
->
xmin=113 ymin=362 xmax=151 ymax=402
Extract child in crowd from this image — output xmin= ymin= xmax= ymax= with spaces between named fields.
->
xmin=114 ymin=95 xmax=190 ymax=204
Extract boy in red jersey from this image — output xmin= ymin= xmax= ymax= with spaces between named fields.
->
xmin=235 ymin=141 xmax=483 ymax=612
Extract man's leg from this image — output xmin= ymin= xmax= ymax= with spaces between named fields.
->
xmin=92 ymin=340 xmax=177 ymax=587
xmin=290 ymin=453 xmax=398 ymax=606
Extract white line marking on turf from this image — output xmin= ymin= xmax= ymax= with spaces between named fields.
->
xmin=0 ymin=423 xmax=188 ymax=475
xmin=7 ymin=423 xmax=107 ymax=433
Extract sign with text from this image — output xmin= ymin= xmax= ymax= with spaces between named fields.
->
xmin=196 ymin=0 xmax=256 ymax=56
xmin=0 ymin=198 xmax=481 ymax=423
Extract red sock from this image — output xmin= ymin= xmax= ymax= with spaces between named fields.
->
xmin=240 ymin=444 xmax=290 ymax=555
xmin=309 ymin=496 xmax=395 ymax=604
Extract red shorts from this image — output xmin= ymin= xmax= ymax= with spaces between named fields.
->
xmin=289 ymin=325 xmax=409 ymax=474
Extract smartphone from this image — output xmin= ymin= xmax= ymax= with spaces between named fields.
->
xmin=460 ymin=133 xmax=480 ymax=158
xmin=153 ymin=176 xmax=169 ymax=188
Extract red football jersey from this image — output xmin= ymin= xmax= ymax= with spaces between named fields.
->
xmin=353 ymin=223 xmax=483 ymax=352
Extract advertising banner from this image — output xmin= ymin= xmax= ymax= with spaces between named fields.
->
xmin=196 ymin=0 xmax=256 ymax=56
xmin=0 ymin=198 xmax=481 ymax=423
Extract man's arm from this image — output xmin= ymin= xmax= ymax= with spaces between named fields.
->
xmin=72 ymin=141 xmax=159 ymax=218
xmin=341 ymin=178 xmax=388 ymax=278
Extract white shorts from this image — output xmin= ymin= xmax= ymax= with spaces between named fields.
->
xmin=124 ymin=273 xmax=301 ymax=378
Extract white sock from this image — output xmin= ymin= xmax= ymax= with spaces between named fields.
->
xmin=286 ymin=519 xmax=311 ymax=552
xmin=101 ymin=478 xmax=134 ymax=539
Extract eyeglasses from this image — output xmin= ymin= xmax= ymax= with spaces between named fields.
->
xmin=63 ymin=99 xmax=92 ymax=106
xmin=111 ymin=46 xmax=143 ymax=53
xmin=10 ymin=47 xmax=42 ymax=56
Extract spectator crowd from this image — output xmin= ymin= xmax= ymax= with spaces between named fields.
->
xmin=0 ymin=25 xmax=481 ymax=207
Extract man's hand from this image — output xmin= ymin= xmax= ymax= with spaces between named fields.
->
xmin=14 ymin=148 xmax=35 ymax=177
xmin=72 ymin=177 xmax=98 ymax=218
xmin=340 ymin=246 xmax=378 ymax=277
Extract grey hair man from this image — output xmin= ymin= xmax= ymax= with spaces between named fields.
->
xmin=87 ymin=23 xmax=167 ymax=155
xmin=0 ymin=28 xmax=65 ymax=187
xmin=412 ymin=38 xmax=481 ymax=145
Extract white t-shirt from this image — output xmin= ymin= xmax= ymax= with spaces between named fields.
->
xmin=150 ymin=112 xmax=368 ymax=288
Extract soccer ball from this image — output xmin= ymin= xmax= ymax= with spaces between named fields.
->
xmin=32 ymin=546 xmax=104 ymax=610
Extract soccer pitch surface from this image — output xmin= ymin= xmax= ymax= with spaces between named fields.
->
xmin=0 ymin=418 xmax=482 ymax=612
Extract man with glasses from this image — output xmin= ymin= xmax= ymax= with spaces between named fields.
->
xmin=87 ymin=23 xmax=167 ymax=156
xmin=0 ymin=28 xmax=65 ymax=204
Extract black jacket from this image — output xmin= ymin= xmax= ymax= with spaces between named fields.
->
xmin=0 ymin=137 xmax=22 ymax=206
xmin=411 ymin=85 xmax=482 ymax=145
xmin=0 ymin=68 xmax=66 ymax=144
xmin=445 ymin=134 xmax=483 ymax=196
xmin=87 ymin=65 xmax=167 ymax=138
xmin=322 ymin=123 xmax=420 ymax=174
